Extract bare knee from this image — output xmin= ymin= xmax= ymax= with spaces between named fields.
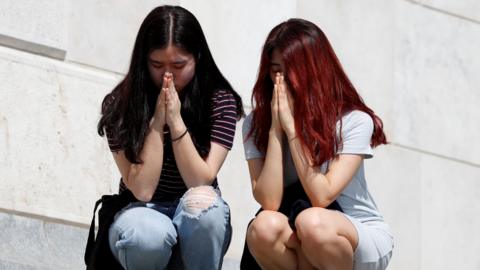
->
xmin=295 ymin=208 xmax=337 ymax=243
xmin=295 ymin=208 xmax=355 ymax=256
xmin=247 ymin=211 xmax=288 ymax=248
xmin=181 ymin=186 xmax=218 ymax=216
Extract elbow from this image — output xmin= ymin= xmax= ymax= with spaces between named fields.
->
xmin=204 ymin=171 xmax=217 ymax=185
xmin=125 ymin=171 xmax=155 ymax=202
xmin=185 ymin=175 xmax=216 ymax=189
xmin=125 ymin=178 xmax=154 ymax=202
xmin=132 ymin=190 xmax=154 ymax=202
xmin=260 ymin=201 xmax=281 ymax=211
xmin=310 ymin=193 xmax=335 ymax=208
xmin=254 ymin=193 xmax=281 ymax=211
xmin=311 ymin=199 xmax=332 ymax=208
xmin=305 ymin=175 xmax=336 ymax=208
xmin=195 ymin=170 xmax=217 ymax=187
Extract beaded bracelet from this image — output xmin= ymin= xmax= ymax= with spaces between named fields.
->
xmin=171 ymin=128 xmax=188 ymax=142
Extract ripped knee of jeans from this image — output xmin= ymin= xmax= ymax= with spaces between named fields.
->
xmin=181 ymin=186 xmax=219 ymax=216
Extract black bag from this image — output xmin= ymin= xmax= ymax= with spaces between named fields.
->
xmin=84 ymin=189 xmax=137 ymax=270
xmin=239 ymin=181 xmax=343 ymax=269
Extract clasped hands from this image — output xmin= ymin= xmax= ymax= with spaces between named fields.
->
xmin=152 ymin=72 xmax=184 ymax=136
xmin=271 ymin=73 xmax=296 ymax=140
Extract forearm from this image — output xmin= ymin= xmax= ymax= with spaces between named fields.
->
xmin=124 ymin=119 xmax=164 ymax=201
xmin=288 ymin=137 xmax=333 ymax=207
xmin=170 ymin=121 xmax=215 ymax=188
xmin=253 ymin=131 xmax=284 ymax=210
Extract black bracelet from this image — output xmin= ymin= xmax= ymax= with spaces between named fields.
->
xmin=171 ymin=128 xmax=188 ymax=142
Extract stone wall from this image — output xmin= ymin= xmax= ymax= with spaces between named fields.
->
xmin=1 ymin=0 xmax=479 ymax=269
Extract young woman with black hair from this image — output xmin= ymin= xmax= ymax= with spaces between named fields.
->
xmin=97 ymin=6 xmax=243 ymax=269
xmin=242 ymin=19 xmax=393 ymax=270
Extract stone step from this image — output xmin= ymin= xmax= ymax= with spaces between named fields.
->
xmin=0 ymin=212 xmax=240 ymax=270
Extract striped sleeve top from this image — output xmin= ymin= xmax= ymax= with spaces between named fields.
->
xmin=106 ymin=89 xmax=238 ymax=202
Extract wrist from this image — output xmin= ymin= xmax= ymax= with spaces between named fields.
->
xmin=285 ymin=127 xmax=296 ymax=140
xmin=269 ymin=129 xmax=283 ymax=142
xmin=150 ymin=116 xmax=165 ymax=131
xmin=171 ymin=128 xmax=188 ymax=142
xmin=269 ymin=128 xmax=282 ymax=138
xmin=170 ymin=120 xmax=186 ymax=138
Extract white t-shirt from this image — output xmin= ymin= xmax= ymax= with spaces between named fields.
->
xmin=242 ymin=110 xmax=385 ymax=223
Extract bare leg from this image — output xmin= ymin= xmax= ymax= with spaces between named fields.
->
xmin=296 ymin=246 xmax=317 ymax=270
xmin=246 ymin=210 xmax=298 ymax=270
xmin=295 ymin=208 xmax=358 ymax=270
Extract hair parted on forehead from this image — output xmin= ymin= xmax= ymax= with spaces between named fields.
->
xmin=249 ymin=18 xmax=386 ymax=166
xmin=98 ymin=5 xmax=243 ymax=163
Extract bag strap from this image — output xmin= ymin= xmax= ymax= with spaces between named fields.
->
xmin=84 ymin=197 xmax=103 ymax=265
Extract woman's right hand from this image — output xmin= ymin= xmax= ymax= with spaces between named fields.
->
xmin=270 ymin=73 xmax=283 ymax=136
xmin=152 ymin=73 xmax=168 ymax=128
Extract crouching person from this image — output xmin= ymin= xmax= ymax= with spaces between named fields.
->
xmin=97 ymin=6 xmax=243 ymax=269
xmin=241 ymin=19 xmax=393 ymax=270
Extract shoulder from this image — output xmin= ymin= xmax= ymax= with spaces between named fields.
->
xmin=211 ymin=89 xmax=237 ymax=110
xmin=242 ymin=112 xmax=254 ymax=138
xmin=337 ymin=110 xmax=374 ymax=158
xmin=340 ymin=110 xmax=374 ymax=134
xmin=212 ymin=89 xmax=236 ymax=103
xmin=211 ymin=89 xmax=238 ymax=122
xmin=241 ymin=112 xmax=264 ymax=159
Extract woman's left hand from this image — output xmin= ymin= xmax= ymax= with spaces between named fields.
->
xmin=164 ymin=72 xmax=184 ymax=133
xmin=277 ymin=75 xmax=296 ymax=139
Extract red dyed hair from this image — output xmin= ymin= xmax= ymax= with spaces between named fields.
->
xmin=249 ymin=19 xmax=387 ymax=166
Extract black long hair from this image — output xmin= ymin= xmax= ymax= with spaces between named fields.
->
xmin=98 ymin=6 xmax=243 ymax=163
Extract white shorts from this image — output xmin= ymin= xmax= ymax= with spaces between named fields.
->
xmin=343 ymin=215 xmax=394 ymax=270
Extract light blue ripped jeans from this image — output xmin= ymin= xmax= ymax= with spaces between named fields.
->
xmin=108 ymin=186 xmax=232 ymax=270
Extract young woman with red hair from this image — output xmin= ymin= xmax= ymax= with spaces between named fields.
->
xmin=242 ymin=19 xmax=393 ymax=270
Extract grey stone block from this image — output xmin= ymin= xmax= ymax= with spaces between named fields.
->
xmin=0 ymin=212 xmax=241 ymax=270
xmin=0 ymin=212 xmax=86 ymax=270
xmin=0 ymin=259 xmax=50 ymax=270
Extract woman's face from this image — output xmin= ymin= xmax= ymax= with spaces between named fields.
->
xmin=269 ymin=49 xmax=295 ymax=107
xmin=147 ymin=45 xmax=196 ymax=92
xmin=269 ymin=49 xmax=284 ymax=82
